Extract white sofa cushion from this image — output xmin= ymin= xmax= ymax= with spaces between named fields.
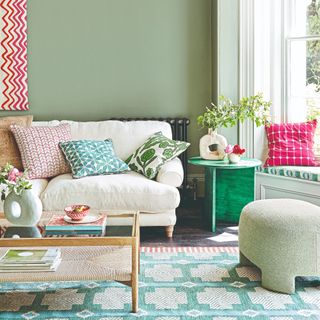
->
xmin=61 ymin=120 xmax=172 ymax=160
xmin=156 ymin=158 xmax=184 ymax=187
xmin=33 ymin=120 xmax=172 ymax=161
xmin=41 ymin=172 xmax=180 ymax=213
xmin=0 ymin=179 xmax=48 ymax=211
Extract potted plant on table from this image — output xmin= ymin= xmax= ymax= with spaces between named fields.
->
xmin=225 ymin=144 xmax=246 ymax=164
xmin=197 ymin=93 xmax=271 ymax=160
xmin=0 ymin=164 xmax=42 ymax=226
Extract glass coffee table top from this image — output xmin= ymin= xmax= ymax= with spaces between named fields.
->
xmin=0 ymin=211 xmax=138 ymax=239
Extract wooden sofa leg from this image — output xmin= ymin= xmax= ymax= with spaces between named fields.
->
xmin=165 ymin=225 xmax=174 ymax=238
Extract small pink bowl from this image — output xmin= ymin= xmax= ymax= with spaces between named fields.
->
xmin=64 ymin=205 xmax=90 ymax=221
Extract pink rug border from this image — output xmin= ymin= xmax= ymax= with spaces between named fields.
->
xmin=141 ymin=246 xmax=239 ymax=253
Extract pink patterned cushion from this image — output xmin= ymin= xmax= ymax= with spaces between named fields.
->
xmin=265 ymin=119 xmax=319 ymax=167
xmin=10 ymin=124 xmax=71 ymax=179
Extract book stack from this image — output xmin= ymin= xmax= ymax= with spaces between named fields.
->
xmin=45 ymin=215 xmax=106 ymax=236
xmin=0 ymin=248 xmax=61 ymax=273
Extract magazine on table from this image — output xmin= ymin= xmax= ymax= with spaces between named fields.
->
xmin=0 ymin=258 xmax=61 ymax=272
xmin=0 ymin=248 xmax=61 ymax=272
xmin=0 ymin=248 xmax=60 ymax=264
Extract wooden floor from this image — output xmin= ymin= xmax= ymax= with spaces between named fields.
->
xmin=140 ymin=200 xmax=238 ymax=247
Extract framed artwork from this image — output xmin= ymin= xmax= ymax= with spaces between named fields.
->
xmin=0 ymin=0 xmax=28 ymax=111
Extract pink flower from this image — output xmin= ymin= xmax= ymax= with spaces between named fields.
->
xmin=225 ymin=144 xmax=234 ymax=154
xmin=7 ymin=168 xmax=20 ymax=183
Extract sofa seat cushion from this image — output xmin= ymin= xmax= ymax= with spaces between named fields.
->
xmin=40 ymin=172 xmax=180 ymax=213
xmin=256 ymin=165 xmax=320 ymax=182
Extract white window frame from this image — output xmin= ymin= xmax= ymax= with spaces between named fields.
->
xmin=286 ymin=2 xmax=320 ymax=160
xmin=239 ymin=0 xmax=320 ymax=161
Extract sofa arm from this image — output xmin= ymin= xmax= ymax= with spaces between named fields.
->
xmin=156 ymin=158 xmax=184 ymax=187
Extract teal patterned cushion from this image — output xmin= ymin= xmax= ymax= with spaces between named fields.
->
xmin=256 ymin=165 xmax=320 ymax=182
xmin=126 ymin=132 xmax=190 ymax=179
xmin=59 ymin=140 xmax=129 ymax=178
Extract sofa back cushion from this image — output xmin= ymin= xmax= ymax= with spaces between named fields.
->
xmin=33 ymin=120 xmax=172 ymax=160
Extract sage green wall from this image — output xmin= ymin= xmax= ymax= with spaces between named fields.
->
xmin=213 ymin=0 xmax=239 ymax=145
xmin=1 ymin=0 xmax=241 ymax=181
xmin=1 ymin=0 xmax=212 ymax=161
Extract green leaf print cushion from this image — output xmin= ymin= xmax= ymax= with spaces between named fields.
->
xmin=126 ymin=132 xmax=190 ymax=179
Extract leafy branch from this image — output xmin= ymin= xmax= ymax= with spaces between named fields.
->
xmin=197 ymin=93 xmax=271 ymax=130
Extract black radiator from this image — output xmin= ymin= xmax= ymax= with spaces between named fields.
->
xmin=109 ymin=117 xmax=190 ymax=191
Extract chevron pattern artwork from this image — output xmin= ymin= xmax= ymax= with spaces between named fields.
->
xmin=59 ymin=139 xmax=130 ymax=178
xmin=0 ymin=0 xmax=28 ymax=111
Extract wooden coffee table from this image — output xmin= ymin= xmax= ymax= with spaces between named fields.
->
xmin=0 ymin=211 xmax=140 ymax=313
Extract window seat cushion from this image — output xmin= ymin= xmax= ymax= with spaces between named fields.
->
xmin=256 ymin=165 xmax=320 ymax=182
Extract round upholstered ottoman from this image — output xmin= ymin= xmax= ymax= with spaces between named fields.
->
xmin=239 ymin=199 xmax=320 ymax=294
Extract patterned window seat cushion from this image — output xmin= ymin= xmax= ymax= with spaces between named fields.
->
xmin=256 ymin=166 xmax=320 ymax=182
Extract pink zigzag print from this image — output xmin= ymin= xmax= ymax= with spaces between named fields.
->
xmin=0 ymin=0 xmax=28 ymax=111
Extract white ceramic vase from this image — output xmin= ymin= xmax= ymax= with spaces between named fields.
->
xmin=228 ymin=153 xmax=241 ymax=164
xmin=199 ymin=128 xmax=227 ymax=160
xmin=4 ymin=189 xmax=42 ymax=226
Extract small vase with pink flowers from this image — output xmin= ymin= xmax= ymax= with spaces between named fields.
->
xmin=224 ymin=144 xmax=246 ymax=164
xmin=0 ymin=164 xmax=42 ymax=226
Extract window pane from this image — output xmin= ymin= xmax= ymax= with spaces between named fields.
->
xmin=290 ymin=0 xmax=320 ymax=36
xmin=288 ymin=37 xmax=320 ymax=158
xmin=288 ymin=39 xmax=320 ymax=122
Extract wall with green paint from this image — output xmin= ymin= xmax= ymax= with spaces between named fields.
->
xmin=1 ymin=0 xmax=240 ymax=179
xmin=215 ymin=0 xmax=239 ymax=146
xmin=1 ymin=0 xmax=212 ymax=161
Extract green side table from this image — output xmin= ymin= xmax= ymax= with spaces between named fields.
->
xmin=188 ymin=157 xmax=262 ymax=232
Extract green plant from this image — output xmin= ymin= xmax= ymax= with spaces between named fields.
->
xmin=197 ymin=93 xmax=271 ymax=130
xmin=0 ymin=164 xmax=32 ymax=201
xmin=307 ymin=0 xmax=320 ymax=92
xmin=307 ymin=105 xmax=320 ymax=120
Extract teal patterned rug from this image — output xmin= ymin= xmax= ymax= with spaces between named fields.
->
xmin=0 ymin=247 xmax=320 ymax=320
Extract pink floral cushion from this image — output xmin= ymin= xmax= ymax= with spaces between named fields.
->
xmin=10 ymin=124 xmax=71 ymax=179
xmin=265 ymin=119 xmax=319 ymax=167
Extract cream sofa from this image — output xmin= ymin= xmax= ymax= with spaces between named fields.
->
xmin=5 ymin=120 xmax=185 ymax=237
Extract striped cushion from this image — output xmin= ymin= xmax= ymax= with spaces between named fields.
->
xmin=256 ymin=165 xmax=320 ymax=182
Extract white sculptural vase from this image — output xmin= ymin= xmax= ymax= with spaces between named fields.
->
xmin=4 ymin=189 xmax=42 ymax=226
xmin=199 ymin=128 xmax=228 ymax=160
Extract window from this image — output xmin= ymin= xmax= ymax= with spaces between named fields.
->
xmin=287 ymin=0 xmax=320 ymax=159
xmin=242 ymin=0 xmax=320 ymax=161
